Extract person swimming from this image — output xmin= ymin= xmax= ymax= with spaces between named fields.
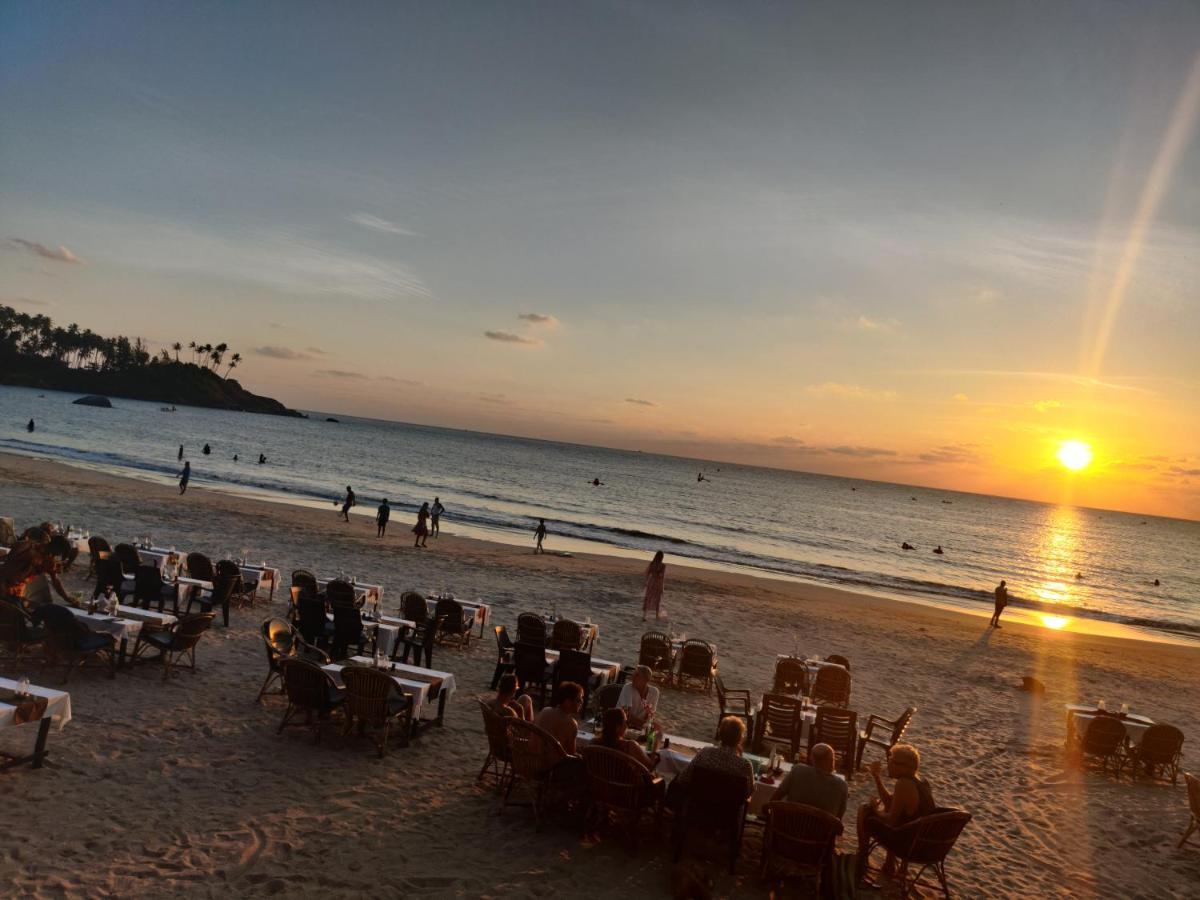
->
xmin=258 ymin=453 xmax=266 ymax=464
xmin=901 ymin=542 xmax=915 ymax=551
xmin=933 ymin=545 xmax=944 ymax=555
xmin=202 ymin=443 xmax=211 ymax=455
xmin=591 ymin=478 xmax=604 ymax=486
xmin=178 ymin=444 xmax=184 ymax=461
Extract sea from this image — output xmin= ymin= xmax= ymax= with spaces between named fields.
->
xmin=2 ymin=385 xmax=1197 ymax=640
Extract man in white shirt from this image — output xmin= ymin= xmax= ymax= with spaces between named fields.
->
xmin=617 ymin=665 xmax=660 ymax=729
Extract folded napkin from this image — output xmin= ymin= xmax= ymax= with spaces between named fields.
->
xmin=1 ymin=690 xmax=49 ymax=724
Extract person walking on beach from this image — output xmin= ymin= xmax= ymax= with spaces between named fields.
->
xmin=340 ymin=486 xmax=356 ymax=523
xmin=534 ymin=518 xmax=547 ymax=553
xmin=430 ymin=497 xmax=445 ymax=537
xmin=179 ymin=460 xmax=191 ymax=495
xmin=643 ymin=550 xmax=666 ymax=621
xmin=990 ymin=579 xmax=1008 ymax=628
xmin=413 ymin=502 xmax=430 ymax=548
xmin=376 ymin=498 xmax=390 ymax=537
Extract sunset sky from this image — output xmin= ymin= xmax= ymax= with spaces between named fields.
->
xmin=2 ymin=2 xmax=1198 ymax=519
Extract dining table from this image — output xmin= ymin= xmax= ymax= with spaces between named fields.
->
xmin=135 ymin=546 xmax=279 ymax=600
xmin=1065 ymin=704 xmax=1156 ymax=747
xmin=321 ymin=656 xmax=457 ymax=728
xmin=0 ymin=677 xmax=72 ymax=770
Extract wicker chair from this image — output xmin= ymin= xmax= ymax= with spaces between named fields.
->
xmin=216 ymin=559 xmax=256 ymax=609
xmin=186 ymin=552 xmax=216 ymax=583
xmin=811 ymin=664 xmax=852 ymax=708
xmin=1075 ymin=715 xmax=1127 ymax=777
xmin=761 ymin=801 xmax=843 ymax=893
xmin=550 ymin=618 xmax=582 ymax=651
xmin=477 ymin=699 xmax=514 ymax=790
xmin=715 ymin=676 xmax=755 ymax=739
xmin=86 ymin=536 xmax=111 ymax=578
xmin=277 ymin=657 xmax=345 ymax=743
xmin=807 ymin=706 xmax=858 ymax=775
xmin=341 ymin=665 xmax=414 ymax=756
xmin=31 ymin=603 xmax=116 ymax=683
xmin=754 ymin=693 xmax=804 ymax=760
xmin=504 ymin=719 xmax=569 ymax=825
xmin=676 ymin=639 xmax=717 ymax=693
xmin=292 ymin=569 xmax=319 ymax=599
xmin=862 ymin=808 xmax=972 ymax=899
xmin=826 ymin=654 xmax=851 ymax=671
xmin=257 ymin=617 xmax=329 ymax=701
xmin=856 ymin=707 xmax=917 ymax=770
xmin=638 ymin=631 xmax=675 ymax=686
xmin=582 ymin=745 xmax=664 ymax=842
xmin=1125 ymin=723 xmax=1184 ymax=784
xmin=773 ymin=657 xmax=810 ymax=696
xmin=113 ymin=543 xmax=141 ymax=575
xmin=400 ymin=591 xmax=428 ymax=626
xmin=490 ymin=625 xmax=516 ymax=689
xmin=1179 ymin=773 xmax=1199 ymax=848
xmin=517 ymin=613 xmax=547 ymax=647
xmin=514 ymin=641 xmax=552 ymax=708
xmin=435 ymin=598 xmax=472 ymax=649
xmin=672 ymin=764 xmax=750 ymax=873
xmin=131 ymin=613 xmax=215 ymax=680
xmin=0 ymin=599 xmax=46 ymax=669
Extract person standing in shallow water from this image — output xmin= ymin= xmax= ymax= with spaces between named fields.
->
xmin=990 ymin=579 xmax=1008 ymax=628
xmin=179 ymin=460 xmax=191 ymax=495
xmin=430 ymin=497 xmax=445 ymax=537
xmin=534 ymin=518 xmax=547 ymax=553
xmin=26 ymin=419 xmax=34 ymax=433
xmin=643 ymin=550 xmax=666 ymax=621
xmin=376 ymin=498 xmax=390 ymax=538
xmin=177 ymin=444 xmax=183 ymax=461
xmin=413 ymin=502 xmax=430 ymax=548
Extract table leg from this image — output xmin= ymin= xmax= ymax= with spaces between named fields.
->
xmin=436 ymin=690 xmax=448 ymax=727
xmin=118 ymin=637 xmax=128 ymax=668
xmin=31 ymin=717 xmax=52 ymax=768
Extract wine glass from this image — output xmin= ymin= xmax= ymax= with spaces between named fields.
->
xmin=17 ymin=675 xmax=30 ymax=696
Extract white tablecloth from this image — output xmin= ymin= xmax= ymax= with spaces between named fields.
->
xmin=137 ymin=548 xmax=277 ymax=597
xmin=0 ymin=678 xmax=72 ymax=731
xmin=424 ymin=595 xmax=492 ymax=630
xmin=115 ymin=605 xmax=177 ymax=627
xmin=67 ymin=607 xmax=144 ymax=643
xmin=318 ymin=578 xmax=384 ymax=606
xmin=544 ymin=649 xmax=622 ymax=686
xmin=323 ymin=656 xmax=456 ymax=722
xmin=1066 ymin=705 xmax=1156 ymax=746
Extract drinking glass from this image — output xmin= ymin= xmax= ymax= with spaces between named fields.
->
xmin=17 ymin=675 xmax=30 ymax=695
xmin=1120 ymin=703 xmax=1129 ymax=715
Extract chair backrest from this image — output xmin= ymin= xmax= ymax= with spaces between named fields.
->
xmin=773 ymin=657 xmax=809 ymax=695
xmin=1082 ymin=715 xmax=1127 ymax=755
xmin=133 ymin=564 xmax=164 ymax=602
xmin=1186 ymin=772 xmax=1200 ymax=818
xmin=0 ymin=599 xmax=33 ymax=645
xmin=811 ymin=665 xmax=851 ymax=707
xmin=435 ymin=597 xmax=465 ymax=632
xmin=113 ymin=543 xmax=140 ymax=573
xmin=595 ymin=683 xmax=623 ymax=712
xmin=216 ymin=560 xmax=245 ymax=594
xmin=210 ymin=572 xmax=239 ymax=606
xmin=93 ymin=555 xmax=125 ymax=598
xmin=583 ymin=745 xmax=654 ymax=811
xmin=507 ymin=719 xmax=567 ymax=779
xmin=556 ymin=648 xmax=592 ymax=686
xmin=638 ymin=631 xmax=673 ymax=674
xmin=341 ymin=665 xmax=404 ymax=726
xmin=400 ymin=591 xmax=427 ymax=624
xmin=684 ymin=764 xmax=749 ymax=832
xmin=186 ymin=552 xmax=215 ymax=582
xmin=326 ymin=579 xmax=358 ymax=608
xmin=550 ymin=618 xmax=582 ymax=651
xmin=715 ymin=676 xmax=732 ymax=709
xmin=895 ymin=809 xmax=972 ymax=865
xmin=262 ymin=617 xmax=299 ymax=664
xmin=758 ymin=693 xmax=803 ymax=747
xmin=31 ymin=603 xmax=85 ymax=640
xmin=517 ymin=613 xmax=547 ymax=646
xmin=891 ymin=707 xmax=918 ymax=744
xmin=279 ymin=657 xmax=336 ymax=711
xmin=679 ymin=639 xmax=715 ymax=677
xmin=291 ymin=569 xmax=319 ymax=598
xmin=170 ymin=613 xmax=215 ymax=650
xmin=87 ymin=536 xmax=111 ymax=556
xmin=421 ymin=615 xmax=446 ymax=651
xmin=762 ymin=801 xmax=843 ymax=871
xmin=478 ymin=698 xmax=513 ymax=761
xmin=810 ymin=707 xmax=858 ymax=760
xmin=296 ymin=593 xmax=328 ymax=644
xmin=494 ymin=624 xmax=514 ymax=655
xmin=825 ymin=654 xmax=851 ymax=671
xmin=514 ymin=641 xmax=549 ymax=685
xmin=1137 ymin=724 xmax=1184 ymax=765
xmin=331 ymin=601 xmax=363 ymax=648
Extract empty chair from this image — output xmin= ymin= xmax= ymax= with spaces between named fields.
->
xmin=1074 ymin=715 xmax=1127 ymax=777
xmin=773 ymin=657 xmax=810 ymax=696
xmin=397 ymin=615 xmax=444 ymax=669
xmin=554 ymin=648 xmax=594 ymax=711
xmin=637 ymin=631 xmax=675 ymax=686
xmin=811 ymin=664 xmax=852 ymax=708
xmin=113 ymin=543 xmax=141 ymax=574
xmin=714 ymin=676 xmax=755 ymax=740
xmin=582 ymin=745 xmax=664 ymax=840
xmin=490 ymin=625 xmax=516 ymax=689
xmin=185 ymin=551 xmax=216 ymax=583
xmin=1125 ymin=723 xmax=1185 ymax=784
xmin=329 ymin=594 xmax=367 ymax=661
xmin=1179 ymin=773 xmax=1199 ymax=849
xmin=325 ymin=578 xmax=358 ymax=609
xmin=477 ymin=698 xmax=514 ymax=790
xmin=277 ymin=657 xmax=344 ymax=743
xmin=514 ymin=641 xmax=552 ymax=708
xmin=672 ymin=764 xmax=750 ymax=873
xmin=186 ymin=569 xmax=237 ymax=627
xmin=503 ymin=719 xmax=570 ymax=825
xmin=760 ymin=802 xmax=843 ymax=894
xmin=86 ymin=536 xmax=111 ymax=578
xmin=857 ymin=707 xmax=917 ymax=770
xmin=132 ymin=564 xmax=175 ymax=614
xmin=31 ymin=603 xmax=116 ymax=683
xmin=435 ymin=597 xmax=472 ymax=649
xmin=861 ymin=808 xmax=972 ymax=899
xmin=399 ymin=591 xmax=428 ymax=626
xmin=826 ymin=654 xmax=851 ymax=671
xmin=296 ymin=591 xmax=334 ymax=648
xmin=216 ymin=559 xmax=256 ymax=609
xmin=92 ymin=555 xmax=127 ymax=600
xmin=341 ymin=665 xmax=414 ymax=756
xmin=257 ymin=617 xmax=328 ymax=701
xmin=807 ymin=706 xmax=858 ymax=775
xmin=516 ymin=612 xmax=547 ymax=647
xmin=753 ymin=693 xmax=804 ymax=760
xmin=291 ymin=569 xmax=319 ymax=599
xmin=550 ymin=618 xmax=582 ymax=652
xmin=0 ymin=599 xmax=46 ymax=668
xmin=676 ymin=639 xmax=717 ymax=693
xmin=131 ymin=613 xmax=215 ymax=680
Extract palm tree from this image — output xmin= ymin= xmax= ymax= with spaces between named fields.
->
xmin=188 ymin=340 xmax=197 ymax=364
xmin=172 ymin=342 xmax=182 ymax=362
xmin=223 ymin=352 xmax=241 ymax=379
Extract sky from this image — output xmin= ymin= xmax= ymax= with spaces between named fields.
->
xmin=2 ymin=1 xmax=1199 ymax=519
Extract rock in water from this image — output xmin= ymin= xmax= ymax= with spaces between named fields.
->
xmin=73 ymin=395 xmax=113 ymax=408
xmin=325 ymin=417 xmax=340 ymax=423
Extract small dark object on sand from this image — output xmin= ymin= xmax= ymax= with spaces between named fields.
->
xmin=326 ymin=417 xmax=339 ymax=422
xmin=1019 ymin=676 xmax=1046 ymax=695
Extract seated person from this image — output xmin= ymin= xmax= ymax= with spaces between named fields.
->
xmin=0 ymin=535 xmax=75 ymax=609
xmin=597 ymin=707 xmax=658 ymax=771
xmin=534 ymin=680 xmax=584 ymax=755
xmin=487 ymin=673 xmax=534 ymax=721
xmin=617 ymin=665 xmax=660 ymax=729
xmin=770 ymin=742 xmax=848 ymax=819
xmin=669 ymin=716 xmax=754 ymax=809
xmin=856 ymin=743 xmax=937 ymax=878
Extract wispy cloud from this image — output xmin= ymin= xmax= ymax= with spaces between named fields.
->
xmin=379 ymin=375 xmax=422 ymax=386
xmin=253 ymin=345 xmax=314 ymax=360
xmin=952 ymin=393 xmax=969 ymax=402
xmin=805 ymin=382 xmax=897 ymax=401
xmin=518 ymin=312 xmax=559 ymax=327
xmin=1033 ymin=399 xmax=1062 ymax=413
xmin=825 ymin=445 xmax=897 ymax=457
xmin=625 ymin=397 xmax=658 ymax=407
xmin=348 ymin=212 xmax=418 ymax=237
xmin=316 ymin=369 xmax=367 ymax=379
xmin=478 ymin=392 xmax=512 ymax=404
xmin=909 ymin=369 xmax=1153 ymax=394
xmin=0 ymin=295 xmax=54 ymax=308
xmin=485 ymin=330 xmax=539 ymax=345
xmin=8 ymin=238 xmax=81 ymax=264
xmin=772 ymin=435 xmax=806 ymax=446
xmin=853 ymin=315 xmax=897 ymax=332
xmin=916 ymin=443 xmax=981 ymax=465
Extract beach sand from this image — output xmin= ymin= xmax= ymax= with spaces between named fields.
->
xmin=1 ymin=453 xmax=1198 ymax=898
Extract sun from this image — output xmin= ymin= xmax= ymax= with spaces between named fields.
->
xmin=1056 ymin=440 xmax=1093 ymax=472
